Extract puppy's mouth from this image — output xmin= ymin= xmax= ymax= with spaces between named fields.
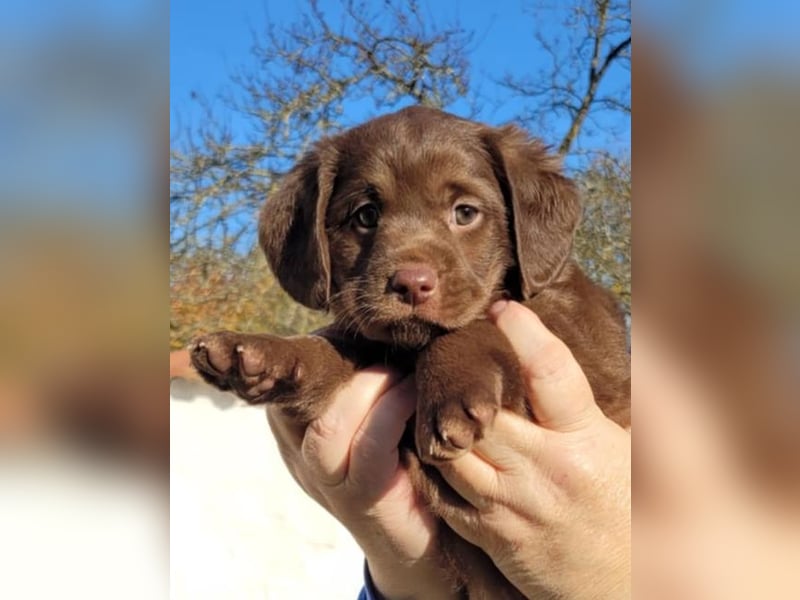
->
xmin=330 ymin=278 xmax=492 ymax=348
xmin=364 ymin=316 xmax=448 ymax=349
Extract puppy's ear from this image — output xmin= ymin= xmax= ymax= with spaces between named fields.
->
xmin=259 ymin=143 xmax=337 ymax=310
xmin=483 ymin=125 xmax=581 ymax=298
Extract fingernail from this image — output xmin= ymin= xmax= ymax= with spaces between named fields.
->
xmin=488 ymin=299 xmax=509 ymax=320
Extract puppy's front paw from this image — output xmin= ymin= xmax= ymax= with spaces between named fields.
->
xmin=189 ymin=331 xmax=302 ymax=404
xmin=415 ymin=370 xmax=501 ymax=464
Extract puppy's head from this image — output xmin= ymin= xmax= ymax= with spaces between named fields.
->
xmin=260 ymin=106 xmax=579 ymax=348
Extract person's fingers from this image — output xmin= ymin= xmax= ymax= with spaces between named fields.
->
xmin=438 ymin=410 xmax=542 ymax=508
xmin=489 ymin=300 xmax=599 ymax=431
xmin=437 ymin=502 xmax=484 ymax=548
xmin=472 ymin=409 xmax=542 ymax=465
xmin=301 ymin=367 xmax=401 ymax=486
xmin=437 ymin=452 xmax=498 ymax=510
xmin=347 ymin=376 xmax=417 ymax=488
xmin=266 ymin=405 xmax=305 ymax=452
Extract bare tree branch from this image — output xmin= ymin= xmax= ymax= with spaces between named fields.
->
xmin=499 ymin=0 xmax=630 ymax=156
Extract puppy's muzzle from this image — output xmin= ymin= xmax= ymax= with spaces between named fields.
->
xmin=388 ymin=264 xmax=438 ymax=306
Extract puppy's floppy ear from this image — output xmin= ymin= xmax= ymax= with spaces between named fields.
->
xmin=483 ymin=125 xmax=581 ymax=298
xmin=259 ymin=142 xmax=337 ymax=310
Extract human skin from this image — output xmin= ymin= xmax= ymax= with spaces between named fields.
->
xmin=435 ymin=300 xmax=631 ymax=599
xmin=266 ymin=371 xmax=458 ymax=600
xmin=266 ymin=301 xmax=631 ymax=599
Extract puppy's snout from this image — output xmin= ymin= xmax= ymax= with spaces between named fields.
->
xmin=390 ymin=265 xmax=438 ymax=305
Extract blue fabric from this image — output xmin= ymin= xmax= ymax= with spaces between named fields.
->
xmin=358 ymin=560 xmax=381 ymax=600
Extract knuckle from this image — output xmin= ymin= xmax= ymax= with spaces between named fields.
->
xmin=558 ymin=447 xmax=601 ymax=491
xmin=299 ymin=431 xmax=323 ymax=468
xmin=306 ymin=414 xmax=339 ymax=443
xmin=299 ymin=415 xmax=352 ymax=487
xmin=484 ymin=519 xmax=523 ymax=561
xmin=532 ymin=339 xmax=572 ymax=377
xmin=349 ymin=427 xmax=384 ymax=462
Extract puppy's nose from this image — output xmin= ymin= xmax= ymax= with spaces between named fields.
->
xmin=390 ymin=266 xmax=438 ymax=305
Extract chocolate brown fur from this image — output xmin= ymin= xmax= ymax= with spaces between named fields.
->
xmin=191 ymin=106 xmax=630 ymax=599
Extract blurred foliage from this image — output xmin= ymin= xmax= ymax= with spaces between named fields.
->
xmin=574 ymin=154 xmax=631 ymax=315
xmin=169 ymin=0 xmax=630 ymax=348
xmin=170 ymin=249 xmax=330 ymax=349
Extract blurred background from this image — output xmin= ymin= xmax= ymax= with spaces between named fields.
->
xmin=0 ymin=0 xmax=167 ymax=598
xmin=634 ymin=1 xmax=800 ymax=597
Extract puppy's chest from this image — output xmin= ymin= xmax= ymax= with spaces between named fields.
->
xmin=337 ymin=335 xmax=422 ymax=374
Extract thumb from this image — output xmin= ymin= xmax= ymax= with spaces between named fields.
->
xmin=488 ymin=300 xmax=600 ymax=431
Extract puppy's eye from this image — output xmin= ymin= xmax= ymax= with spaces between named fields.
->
xmin=454 ymin=204 xmax=480 ymax=226
xmin=353 ymin=203 xmax=380 ymax=229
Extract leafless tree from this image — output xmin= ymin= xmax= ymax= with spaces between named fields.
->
xmin=573 ymin=155 xmax=630 ymax=315
xmin=501 ymin=0 xmax=630 ymax=156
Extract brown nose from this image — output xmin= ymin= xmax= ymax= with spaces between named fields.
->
xmin=390 ymin=266 xmax=438 ymax=305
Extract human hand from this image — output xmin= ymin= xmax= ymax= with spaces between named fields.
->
xmin=266 ymin=369 xmax=458 ymax=600
xmin=437 ymin=300 xmax=631 ymax=600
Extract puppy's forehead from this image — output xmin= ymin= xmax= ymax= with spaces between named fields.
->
xmin=336 ymin=110 xmax=491 ymax=194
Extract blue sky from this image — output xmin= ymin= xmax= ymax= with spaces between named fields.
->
xmin=170 ymin=0 xmax=632 ymax=158
xmin=3 ymin=0 xmax=799 ymax=217
xmin=638 ymin=0 xmax=800 ymax=81
xmin=0 ymin=0 xmax=163 ymax=216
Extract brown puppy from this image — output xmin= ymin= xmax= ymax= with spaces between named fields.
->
xmin=191 ymin=106 xmax=630 ymax=599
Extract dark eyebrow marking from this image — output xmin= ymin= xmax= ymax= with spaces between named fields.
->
xmin=364 ymin=184 xmax=380 ymax=201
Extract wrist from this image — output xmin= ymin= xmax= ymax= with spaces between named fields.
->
xmin=365 ymin=555 xmax=458 ymax=600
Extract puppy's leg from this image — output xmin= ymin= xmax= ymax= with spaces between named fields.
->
xmin=189 ymin=330 xmax=361 ymax=422
xmin=414 ymin=319 xmax=529 ymax=464
xmin=412 ymin=322 xmax=536 ymax=600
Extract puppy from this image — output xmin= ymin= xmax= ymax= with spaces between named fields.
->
xmin=191 ymin=106 xmax=630 ymax=599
